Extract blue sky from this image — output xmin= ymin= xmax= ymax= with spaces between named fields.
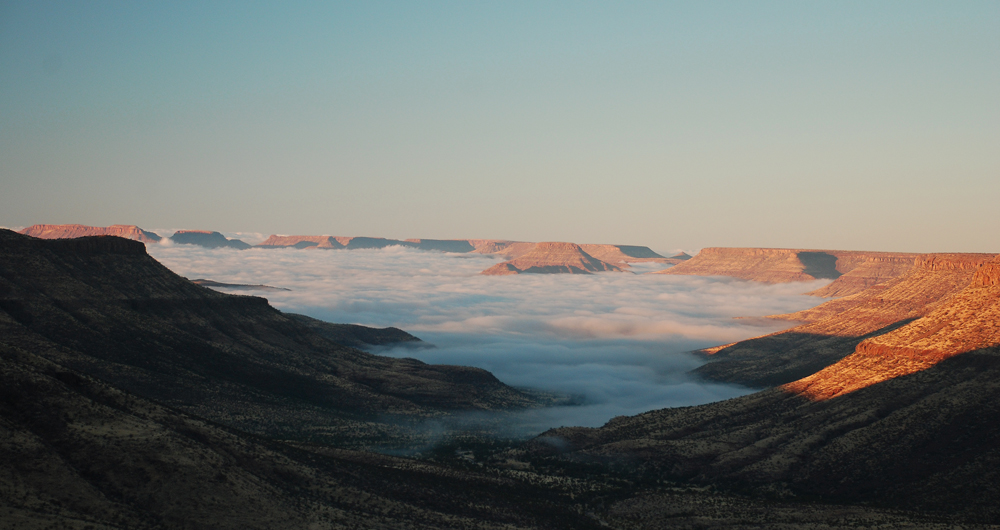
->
xmin=2 ymin=1 xmax=998 ymax=252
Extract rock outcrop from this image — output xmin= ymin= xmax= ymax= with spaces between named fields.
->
xmin=170 ymin=230 xmax=250 ymax=249
xmin=19 ymin=223 xmax=162 ymax=243
xmin=695 ymin=252 xmax=997 ymax=387
xmin=468 ymin=240 xmax=537 ymax=259
xmin=658 ymin=247 xmax=922 ymax=297
xmin=480 ymin=242 xmax=624 ymax=275
xmin=785 ymin=254 xmax=1000 ymax=400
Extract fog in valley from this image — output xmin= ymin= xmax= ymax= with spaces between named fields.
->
xmin=148 ymin=242 xmax=831 ymax=432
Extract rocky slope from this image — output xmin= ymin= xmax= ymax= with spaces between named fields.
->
xmin=658 ymin=247 xmax=922 ymax=297
xmin=480 ymin=242 xmax=625 ymax=275
xmin=524 ymin=258 xmax=1000 ymax=521
xmin=19 ymin=223 xmax=162 ymax=243
xmin=785 ymin=254 xmax=1000 ymax=400
xmin=0 ymin=341 xmax=601 ymax=530
xmin=0 ymin=229 xmax=536 ymax=448
xmin=694 ymin=252 xmax=996 ymax=387
xmin=170 ymin=230 xmax=251 ymax=249
xmin=527 ymin=342 xmax=1000 ymax=522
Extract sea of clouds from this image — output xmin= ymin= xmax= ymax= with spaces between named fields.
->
xmin=147 ymin=242 xmax=830 ymax=432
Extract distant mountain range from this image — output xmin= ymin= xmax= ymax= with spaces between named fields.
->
xmin=18 ymin=224 xmax=686 ymax=275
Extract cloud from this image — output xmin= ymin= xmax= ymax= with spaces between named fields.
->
xmin=146 ymin=244 xmax=830 ymax=432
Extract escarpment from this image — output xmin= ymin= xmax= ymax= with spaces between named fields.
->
xmin=19 ymin=223 xmax=162 ymax=243
xmin=785 ymin=254 xmax=1000 ymax=400
xmin=170 ymin=230 xmax=250 ymax=249
xmin=695 ymin=252 xmax=996 ymax=387
xmin=658 ymin=247 xmax=922 ymax=297
xmin=0 ymin=229 xmax=538 ymax=446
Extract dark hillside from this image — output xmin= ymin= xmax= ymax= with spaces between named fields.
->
xmin=0 ymin=229 xmax=535 ymax=446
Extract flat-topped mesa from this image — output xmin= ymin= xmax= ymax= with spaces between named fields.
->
xmin=658 ymin=247 xmax=923 ymax=297
xmin=770 ymin=252 xmax=997 ymax=336
xmin=480 ymin=242 xmax=624 ymax=275
xmin=785 ymin=254 xmax=1000 ymax=401
xmin=468 ymin=239 xmax=537 ymax=259
xmin=578 ymin=244 xmax=669 ymax=266
xmin=170 ymin=230 xmax=250 ymax=250
xmin=256 ymin=235 xmax=345 ymax=249
xmin=18 ymin=223 xmax=161 ymax=244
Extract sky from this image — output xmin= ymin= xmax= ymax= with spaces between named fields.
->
xmin=145 ymin=241 xmax=831 ymax=430
xmin=2 ymin=1 xmax=998 ymax=252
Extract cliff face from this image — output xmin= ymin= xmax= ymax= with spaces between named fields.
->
xmin=695 ymin=252 xmax=996 ymax=387
xmin=658 ymin=247 xmax=922 ymax=297
xmin=785 ymin=254 xmax=1000 ymax=400
xmin=480 ymin=242 xmax=624 ymax=275
xmin=19 ymin=224 xmax=161 ymax=243
xmin=578 ymin=244 xmax=668 ymax=265
xmin=467 ymin=240 xmax=536 ymax=259
xmin=170 ymin=230 xmax=250 ymax=249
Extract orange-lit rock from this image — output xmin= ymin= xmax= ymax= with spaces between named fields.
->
xmin=658 ymin=247 xmax=921 ymax=297
xmin=578 ymin=244 xmax=669 ymax=266
xmin=480 ymin=242 xmax=624 ymax=275
xmin=784 ymin=254 xmax=1000 ymax=400
xmin=18 ymin=224 xmax=161 ymax=243
xmin=468 ymin=240 xmax=537 ymax=259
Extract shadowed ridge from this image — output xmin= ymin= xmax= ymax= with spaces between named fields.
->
xmin=0 ymin=229 xmax=538 ymax=447
xmin=403 ymin=239 xmax=476 ymax=252
xmin=170 ymin=230 xmax=251 ymax=249
xmin=481 ymin=242 xmax=624 ymax=275
xmin=18 ymin=223 xmax=162 ymax=243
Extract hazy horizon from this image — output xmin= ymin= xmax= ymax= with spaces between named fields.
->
xmin=3 ymin=2 xmax=998 ymax=253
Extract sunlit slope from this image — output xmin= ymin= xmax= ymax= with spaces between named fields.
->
xmin=785 ymin=255 xmax=1000 ymax=399
xmin=696 ymin=253 xmax=995 ymax=386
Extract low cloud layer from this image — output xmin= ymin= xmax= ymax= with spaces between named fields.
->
xmin=147 ymin=243 xmax=830 ymax=431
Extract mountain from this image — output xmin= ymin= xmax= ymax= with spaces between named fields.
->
xmin=169 ymin=230 xmax=251 ymax=249
xmin=785 ymin=254 xmax=1000 ymax=400
xmin=480 ymin=242 xmax=625 ymax=275
xmin=524 ymin=256 xmax=1000 ymax=522
xmin=0 ymin=229 xmax=537 ymax=448
xmin=658 ymin=247 xmax=921 ymax=297
xmin=19 ymin=223 xmax=162 ymax=243
xmin=694 ymin=252 xmax=995 ymax=387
